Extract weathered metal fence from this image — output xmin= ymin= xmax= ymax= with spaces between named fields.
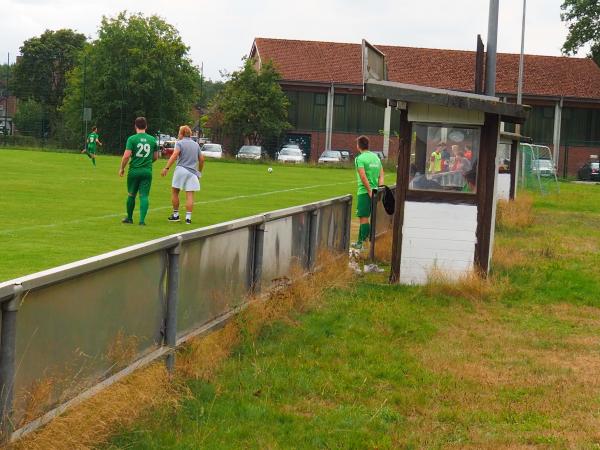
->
xmin=0 ymin=195 xmax=352 ymax=443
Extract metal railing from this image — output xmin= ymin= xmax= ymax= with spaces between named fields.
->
xmin=0 ymin=194 xmax=352 ymax=443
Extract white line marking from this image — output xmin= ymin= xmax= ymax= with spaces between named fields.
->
xmin=0 ymin=181 xmax=354 ymax=235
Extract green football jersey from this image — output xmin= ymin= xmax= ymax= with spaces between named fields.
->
xmin=87 ymin=132 xmax=98 ymax=151
xmin=125 ymin=133 xmax=157 ymax=170
xmin=355 ymin=151 xmax=382 ymax=195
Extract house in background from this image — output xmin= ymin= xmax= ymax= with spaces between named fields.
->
xmin=0 ymin=83 xmax=16 ymax=135
xmin=250 ymin=38 xmax=600 ymax=175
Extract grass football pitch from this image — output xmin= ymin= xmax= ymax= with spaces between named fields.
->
xmin=0 ymin=149 xmax=386 ymax=282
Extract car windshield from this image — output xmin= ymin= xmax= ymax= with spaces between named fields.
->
xmin=280 ymin=149 xmax=301 ymax=156
xmin=203 ymin=144 xmax=221 ymax=152
xmin=164 ymin=142 xmax=175 ymax=148
xmin=239 ymin=146 xmax=261 ymax=154
xmin=322 ymin=151 xmax=341 ymax=158
xmin=283 ymin=144 xmax=300 ymax=149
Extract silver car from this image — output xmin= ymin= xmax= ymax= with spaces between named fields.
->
xmin=202 ymin=143 xmax=223 ymax=159
xmin=236 ymin=145 xmax=264 ymax=160
xmin=318 ymin=150 xmax=343 ymax=164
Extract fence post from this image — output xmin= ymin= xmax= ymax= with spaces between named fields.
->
xmin=0 ymin=285 xmax=21 ymax=443
xmin=368 ymin=189 xmax=379 ymax=263
xmin=306 ymin=209 xmax=318 ymax=269
xmin=251 ymin=220 xmax=266 ymax=295
xmin=343 ymin=197 xmax=352 ymax=252
xmin=165 ymin=237 xmax=182 ymax=372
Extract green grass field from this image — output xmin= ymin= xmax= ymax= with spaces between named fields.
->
xmin=101 ymin=182 xmax=600 ymax=449
xmin=0 ymin=149 xmax=388 ymax=282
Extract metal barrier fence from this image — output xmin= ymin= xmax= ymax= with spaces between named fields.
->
xmin=0 ymin=195 xmax=352 ymax=443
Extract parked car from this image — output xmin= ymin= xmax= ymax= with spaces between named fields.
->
xmin=236 ymin=145 xmax=266 ymax=160
xmin=339 ymin=150 xmax=351 ymax=161
xmin=531 ymin=158 xmax=556 ymax=177
xmin=161 ymin=140 xmax=177 ymax=159
xmin=201 ymin=143 xmax=223 ymax=159
xmin=277 ymin=147 xmax=305 ymax=163
xmin=318 ymin=150 xmax=343 ymax=164
xmin=577 ymin=161 xmax=600 ymax=181
xmin=372 ymin=150 xmax=386 ymax=160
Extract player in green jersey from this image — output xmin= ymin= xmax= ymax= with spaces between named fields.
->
xmin=353 ymin=135 xmax=384 ymax=249
xmin=118 ymin=117 xmax=159 ymax=225
xmin=81 ymin=126 xmax=102 ymax=166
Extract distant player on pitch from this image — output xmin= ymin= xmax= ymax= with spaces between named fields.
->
xmin=118 ymin=117 xmax=159 ymax=225
xmin=81 ymin=126 xmax=102 ymax=166
xmin=353 ymin=135 xmax=384 ymax=249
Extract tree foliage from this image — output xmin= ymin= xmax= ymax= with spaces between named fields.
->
xmin=211 ymin=59 xmax=290 ymax=149
xmin=561 ymin=0 xmax=600 ymax=65
xmin=13 ymin=100 xmax=46 ymax=137
xmin=62 ymin=12 xmax=200 ymax=151
xmin=12 ymin=29 xmax=86 ymax=125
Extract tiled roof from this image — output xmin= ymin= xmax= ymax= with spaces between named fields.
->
xmin=252 ymin=38 xmax=600 ymax=101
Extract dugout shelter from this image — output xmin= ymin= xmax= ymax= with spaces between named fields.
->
xmin=361 ymin=40 xmax=530 ymax=284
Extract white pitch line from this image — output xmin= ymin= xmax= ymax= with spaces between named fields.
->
xmin=0 ymin=181 xmax=354 ymax=236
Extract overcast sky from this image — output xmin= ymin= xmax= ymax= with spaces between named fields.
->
xmin=0 ymin=0 xmax=589 ymax=80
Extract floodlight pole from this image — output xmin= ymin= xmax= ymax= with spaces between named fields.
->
xmin=517 ymin=0 xmax=526 ymax=105
xmin=485 ymin=0 xmax=500 ymax=96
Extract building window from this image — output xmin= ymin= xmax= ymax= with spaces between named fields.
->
xmin=409 ymin=123 xmax=481 ymax=193
xmin=314 ymin=93 xmax=327 ymax=106
xmin=334 ymin=94 xmax=346 ymax=107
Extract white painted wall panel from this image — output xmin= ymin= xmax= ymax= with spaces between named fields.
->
xmin=496 ymin=173 xmax=511 ymax=200
xmin=400 ymin=201 xmax=477 ymax=285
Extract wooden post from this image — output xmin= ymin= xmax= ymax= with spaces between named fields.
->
xmin=509 ymin=139 xmax=518 ymax=200
xmin=475 ymin=113 xmax=500 ymax=275
xmin=389 ymin=109 xmax=411 ymax=284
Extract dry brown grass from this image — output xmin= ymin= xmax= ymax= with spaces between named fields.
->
xmin=492 ymin=242 xmax=529 ymax=270
xmin=373 ymin=231 xmax=393 ymax=263
xmin=411 ymin=301 xmax=600 ymax=447
xmin=496 ymin=193 xmax=535 ymax=230
xmin=11 ymin=364 xmax=179 ymax=450
xmin=105 ymin=331 xmax=139 ymax=370
xmin=12 ymin=251 xmax=353 ymax=449
xmin=423 ymin=267 xmax=505 ymax=302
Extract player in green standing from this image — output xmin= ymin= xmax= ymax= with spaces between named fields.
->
xmin=118 ymin=117 xmax=159 ymax=225
xmin=81 ymin=126 xmax=102 ymax=166
xmin=353 ymin=135 xmax=384 ymax=249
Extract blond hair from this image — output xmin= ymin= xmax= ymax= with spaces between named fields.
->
xmin=178 ymin=125 xmax=192 ymax=139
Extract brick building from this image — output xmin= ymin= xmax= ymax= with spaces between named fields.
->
xmin=0 ymin=79 xmax=16 ymax=135
xmin=250 ymin=38 xmax=600 ymax=175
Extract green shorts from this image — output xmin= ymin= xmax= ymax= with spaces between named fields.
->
xmin=127 ymin=169 xmax=152 ymax=197
xmin=356 ymin=193 xmax=372 ymax=218
xmin=86 ymin=146 xmax=96 ymax=155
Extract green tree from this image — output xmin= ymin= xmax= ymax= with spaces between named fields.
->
xmin=62 ymin=12 xmax=201 ymax=151
xmin=211 ymin=59 xmax=290 ymax=150
xmin=13 ymin=99 xmax=47 ymax=138
xmin=197 ymin=79 xmax=224 ymax=110
xmin=12 ymin=29 xmax=86 ymax=134
xmin=561 ymin=0 xmax=600 ymax=65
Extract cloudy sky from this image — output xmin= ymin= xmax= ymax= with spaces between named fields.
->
xmin=0 ymin=0 xmax=588 ymax=79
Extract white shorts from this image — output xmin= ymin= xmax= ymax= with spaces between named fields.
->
xmin=172 ymin=166 xmax=200 ymax=191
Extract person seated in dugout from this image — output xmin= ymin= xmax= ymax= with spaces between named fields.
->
xmin=462 ymin=165 xmax=478 ymax=193
xmin=440 ymin=143 xmax=451 ymax=172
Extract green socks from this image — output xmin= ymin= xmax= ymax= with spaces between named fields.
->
xmin=358 ymin=223 xmax=371 ymax=243
xmin=92 ymin=158 xmax=96 ymax=166
xmin=126 ymin=195 xmax=135 ymax=220
xmin=139 ymin=195 xmax=149 ymax=224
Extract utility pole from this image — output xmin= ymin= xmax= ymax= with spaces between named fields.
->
xmin=3 ymin=53 xmax=9 ymax=145
xmin=485 ymin=0 xmax=500 ymax=96
xmin=517 ymin=0 xmax=527 ymax=105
